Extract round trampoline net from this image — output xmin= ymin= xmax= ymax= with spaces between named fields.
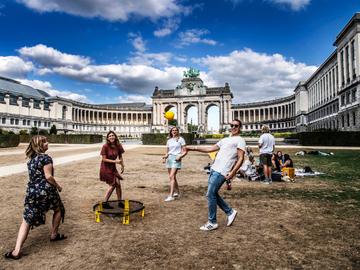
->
xmin=93 ymin=199 xmax=145 ymax=216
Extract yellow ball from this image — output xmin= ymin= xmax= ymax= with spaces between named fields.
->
xmin=164 ymin=111 xmax=175 ymax=120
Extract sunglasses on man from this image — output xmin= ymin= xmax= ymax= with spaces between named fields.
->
xmin=230 ymin=124 xmax=240 ymax=128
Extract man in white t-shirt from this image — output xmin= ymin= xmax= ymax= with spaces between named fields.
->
xmin=258 ymin=125 xmax=275 ymax=184
xmin=184 ymin=119 xmax=246 ymax=231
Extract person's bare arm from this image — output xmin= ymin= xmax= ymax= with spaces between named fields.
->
xmin=102 ymin=155 xmax=121 ymax=164
xmin=162 ymin=147 xmax=169 ymax=163
xmin=119 ymin=156 xmax=124 ymax=173
xmin=225 ymin=149 xmax=245 ymax=180
xmin=185 ymin=144 xmax=220 ymax=153
xmin=176 ymin=145 xmax=188 ymax=161
xmin=44 ymin=163 xmax=62 ymax=192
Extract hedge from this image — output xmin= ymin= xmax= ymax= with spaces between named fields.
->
xmin=297 ymin=131 xmax=360 ymax=146
xmin=0 ymin=134 xmax=20 ymax=148
xmin=142 ymin=133 xmax=195 ymax=145
xmin=20 ymin=134 xmax=103 ymax=144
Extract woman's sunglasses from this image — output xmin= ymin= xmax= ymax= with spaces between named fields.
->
xmin=230 ymin=124 xmax=240 ymax=128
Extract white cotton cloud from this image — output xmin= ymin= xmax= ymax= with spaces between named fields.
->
xmin=35 ymin=62 xmax=184 ymax=96
xmin=118 ymin=94 xmax=152 ymax=104
xmin=197 ymin=48 xmax=317 ymax=103
xmin=16 ymin=0 xmax=190 ymax=21
xmin=177 ymin=29 xmax=217 ymax=47
xmin=19 ymin=79 xmax=90 ymax=102
xmin=18 ymin=44 xmax=90 ymax=68
xmin=226 ymin=0 xmax=310 ymax=11
xmin=128 ymin=52 xmax=173 ymax=67
xmin=128 ymin=34 xmax=173 ymax=67
xmin=0 ymin=56 xmax=34 ymax=78
xmin=268 ymin=0 xmax=310 ymax=11
xmin=14 ymin=44 xmax=317 ymax=103
xmin=128 ymin=33 xmax=147 ymax=53
xmin=154 ymin=17 xmax=180 ymax=37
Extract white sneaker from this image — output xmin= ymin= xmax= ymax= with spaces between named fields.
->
xmin=173 ymin=192 xmax=179 ymax=197
xmin=200 ymin=222 xmax=218 ymax=231
xmin=164 ymin=196 xmax=175 ymax=202
xmin=227 ymin=209 xmax=237 ymax=226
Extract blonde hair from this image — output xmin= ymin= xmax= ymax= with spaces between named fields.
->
xmin=25 ymin=135 xmax=48 ymax=159
xmin=261 ymin=125 xmax=270 ymax=133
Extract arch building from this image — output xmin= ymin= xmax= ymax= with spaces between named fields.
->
xmin=0 ymin=13 xmax=359 ymax=135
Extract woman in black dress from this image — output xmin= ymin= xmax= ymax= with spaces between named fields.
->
xmin=5 ymin=135 xmax=66 ymax=260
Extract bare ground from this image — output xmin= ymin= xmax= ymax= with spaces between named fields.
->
xmin=0 ymin=146 xmax=359 ymax=270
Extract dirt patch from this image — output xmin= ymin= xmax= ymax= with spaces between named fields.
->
xmin=0 ymin=146 xmax=359 ymax=269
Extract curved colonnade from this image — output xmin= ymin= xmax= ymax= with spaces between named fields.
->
xmin=232 ymin=95 xmax=296 ymax=131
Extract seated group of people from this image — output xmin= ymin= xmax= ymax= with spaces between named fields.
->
xmin=237 ymin=148 xmax=294 ymax=181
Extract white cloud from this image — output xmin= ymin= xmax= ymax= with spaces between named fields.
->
xmin=19 ymin=79 xmax=90 ymax=102
xmin=226 ymin=0 xmax=310 ymax=10
xmin=34 ymin=62 xmax=184 ymax=96
xmin=18 ymin=44 xmax=90 ymax=68
xmin=268 ymin=0 xmax=310 ymax=10
xmin=16 ymin=0 xmax=190 ymax=21
xmin=118 ymin=94 xmax=152 ymax=104
xmin=128 ymin=34 xmax=173 ymax=67
xmin=128 ymin=33 xmax=147 ymax=53
xmin=154 ymin=17 xmax=180 ymax=37
xmin=13 ymin=44 xmax=317 ymax=104
xmin=0 ymin=56 xmax=33 ymax=78
xmin=177 ymin=29 xmax=217 ymax=47
xmin=198 ymin=48 xmax=317 ymax=102
xmin=128 ymin=52 xmax=173 ymax=67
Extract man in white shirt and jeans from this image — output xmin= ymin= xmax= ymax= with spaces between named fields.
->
xmin=184 ymin=119 xmax=246 ymax=231
xmin=258 ymin=125 xmax=275 ymax=184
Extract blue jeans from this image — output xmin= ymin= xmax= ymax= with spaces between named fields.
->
xmin=207 ymin=170 xmax=233 ymax=224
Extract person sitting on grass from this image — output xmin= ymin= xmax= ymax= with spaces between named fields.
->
xmin=5 ymin=135 xmax=66 ymax=260
xmin=272 ymin=151 xmax=284 ymax=172
xmin=237 ymin=155 xmax=256 ymax=180
xmin=281 ymin=154 xmax=294 ymax=168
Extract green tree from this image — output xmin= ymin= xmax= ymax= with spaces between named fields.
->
xmin=30 ymin=127 xmax=39 ymax=135
xmin=168 ymin=119 xmax=178 ymax=126
xmin=187 ymin=123 xmax=198 ymax=133
xmin=49 ymin=124 xmax=57 ymax=135
xmin=39 ymin=129 xmax=49 ymax=135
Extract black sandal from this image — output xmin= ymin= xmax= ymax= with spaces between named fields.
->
xmin=4 ymin=251 xmax=21 ymax=260
xmin=50 ymin=233 xmax=67 ymax=242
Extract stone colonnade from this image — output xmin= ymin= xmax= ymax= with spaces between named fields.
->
xmin=233 ymin=102 xmax=295 ymax=123
xmin=72 ymin=108 xmax=152 ymax=125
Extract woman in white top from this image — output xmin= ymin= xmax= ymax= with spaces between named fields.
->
xmin=162 ymin=127 xmax=186 ymax=202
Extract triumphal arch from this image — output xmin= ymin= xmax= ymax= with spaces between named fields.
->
xmin=151 ymin=68 xmax=233 ymax=133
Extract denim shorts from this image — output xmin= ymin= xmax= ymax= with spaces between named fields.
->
xmin=166 ymin=154 xmax=182 ymax=169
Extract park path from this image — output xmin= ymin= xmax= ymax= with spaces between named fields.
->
xmin=0 ymin=144 xmax=142 ymax=177
xmin=0 ymin=143 xmax=103 ymax=156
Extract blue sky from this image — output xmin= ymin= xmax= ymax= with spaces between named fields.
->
xmin=0 ymin=0 xmax=359 ymax=105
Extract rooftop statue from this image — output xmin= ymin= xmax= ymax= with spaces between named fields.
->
xmin=183 ymin=67 xmax=200 ymax=78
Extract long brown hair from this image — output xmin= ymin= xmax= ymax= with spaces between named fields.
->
xmin=106 ymin=130 xmax=120 ymax=148
xmin=25 ymin=135 xmax=48 ymax=159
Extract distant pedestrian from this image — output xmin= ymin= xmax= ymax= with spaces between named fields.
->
xmin=258 ymin=125 xmax=275 ymax=184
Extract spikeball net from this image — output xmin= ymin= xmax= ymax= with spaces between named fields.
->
xmin=93 ymin=199 xmax=145 ymax=224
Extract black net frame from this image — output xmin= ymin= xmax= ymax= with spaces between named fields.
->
xmin=93 ymin=199 xmax=145 ymax=216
